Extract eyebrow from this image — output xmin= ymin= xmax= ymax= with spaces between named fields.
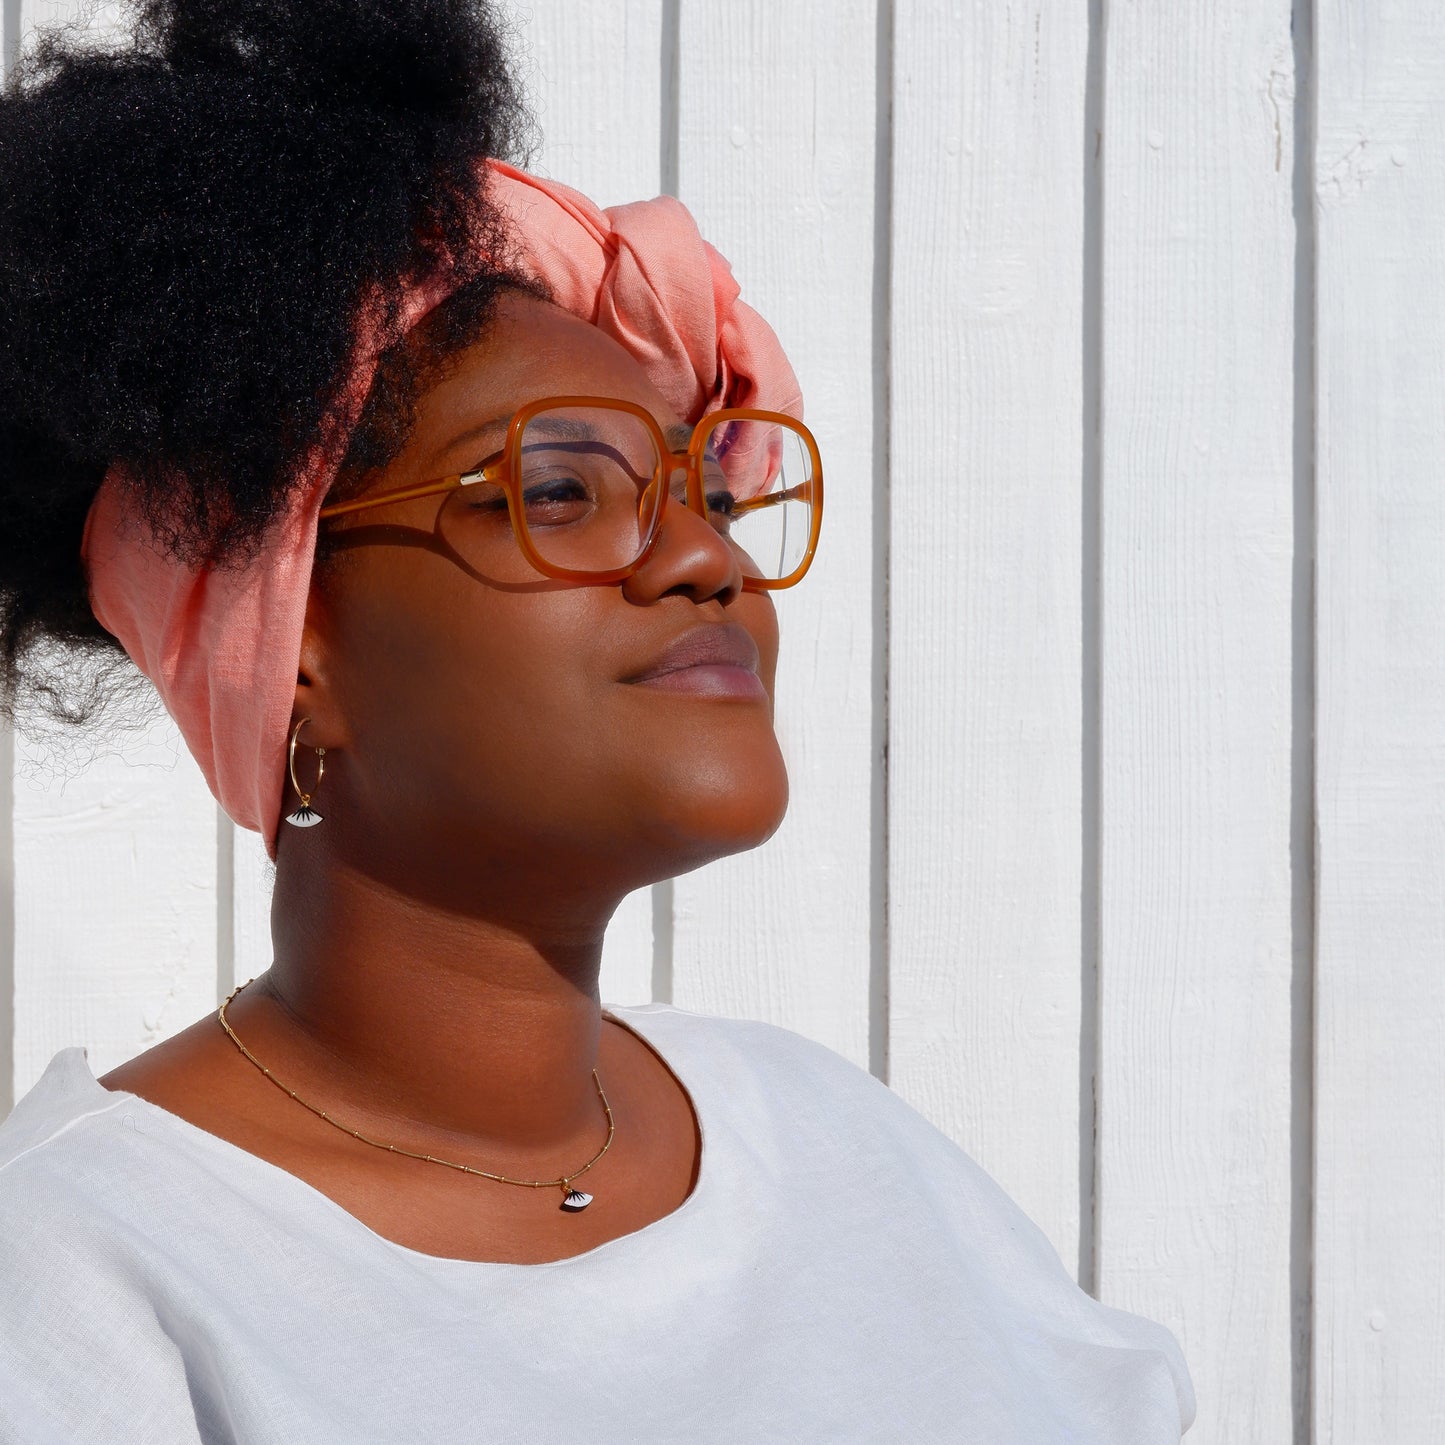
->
xmin=438 ymin=411 xmax=694 ymax=464
xmin=439 ymin=413 xmax=511 ymax=462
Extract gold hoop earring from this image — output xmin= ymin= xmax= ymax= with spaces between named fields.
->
xmin=285 ymin=716 xmax=326 ymax=828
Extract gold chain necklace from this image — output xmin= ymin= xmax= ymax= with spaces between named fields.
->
xmin=216 ymin=978 xmax=614 ymax=1212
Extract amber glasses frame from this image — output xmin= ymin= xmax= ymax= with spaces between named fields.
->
xmin=316 ymin=395 xmax=824 ymax=590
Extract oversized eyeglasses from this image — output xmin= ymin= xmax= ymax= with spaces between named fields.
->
xmin=317 ymin=395 xmax=823 ymax=590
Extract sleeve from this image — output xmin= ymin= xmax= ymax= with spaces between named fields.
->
xmin=0 ymin=1170 xmax=207 ymax=1445
xmin=729 ymin=1013 xmax=1199 ymax=1439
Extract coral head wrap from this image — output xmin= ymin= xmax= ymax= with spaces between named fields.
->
xmin=81 ymin=160 xmax=802 ymax=860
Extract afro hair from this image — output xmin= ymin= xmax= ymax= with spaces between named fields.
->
xmin=0 ymin=0 xmax=536 ymax=729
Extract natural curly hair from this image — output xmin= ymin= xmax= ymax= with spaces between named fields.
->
xmin=0 ymin=0 xmax=537 ymax=734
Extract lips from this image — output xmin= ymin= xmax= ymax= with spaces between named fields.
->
xmin=622 ymin=622 xmax=765 ymax=698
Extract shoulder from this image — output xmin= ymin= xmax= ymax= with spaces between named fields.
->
xmin=0 ymin=1046 xmax=131 ymax=1183
xmin=608 ymin=999 xmax=875 ymax=1080
xmin=609 ymin=1003 xmax=1196 ymax=1435
xmin=611 ymin=1002 xmax=1044 ymax=1232
xmin=613 ymin=1000 xmax=963 ymax=1133
xmin=608 ymin=1001 xmax=902 ymax=1130
xmin=0 ymin=1048 xmax=153 ymax=1278
xmin=0 ymin=1053 xmax=204 ymax=1441
xmin=0 ymin=1047 xmax=215 ymax=1321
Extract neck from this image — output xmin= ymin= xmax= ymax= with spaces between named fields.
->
xmin=256 ymin=846 xmax=619 ymax=1164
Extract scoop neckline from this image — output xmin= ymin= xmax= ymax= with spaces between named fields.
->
xmin=77 ymin=1002 xmax=710 ymax=1274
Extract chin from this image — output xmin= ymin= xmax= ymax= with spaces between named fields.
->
xmin=641 ymin=750 xmax=790 ymax=874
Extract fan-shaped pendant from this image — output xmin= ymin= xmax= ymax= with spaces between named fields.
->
xmin=285 ymin=803 xmax=323 ymax=827
xmin=560 ymin=1187 xmax=593 ymax=1212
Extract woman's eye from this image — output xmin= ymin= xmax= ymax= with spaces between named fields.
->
xmin=519 ymin=475 xmax=593 ymax=525
xmin=462 ymin=488 xmax=508 ymax=514
xmin=706 ymin=489 xmax=738 ymax=531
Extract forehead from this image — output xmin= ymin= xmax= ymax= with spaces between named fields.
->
xmin=408 ymin=290 xmax=690 ymax=470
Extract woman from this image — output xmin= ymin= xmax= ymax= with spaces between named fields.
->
xmin=0 ymin=1 xmax=1194 ymax=1439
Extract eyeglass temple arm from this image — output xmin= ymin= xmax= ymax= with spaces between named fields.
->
xmin=316 ymin=462 xmax=506 ymax=521
xmin=319 ymin=481 xmax=454 ymax=520
xmin=729 ymin=482 xmax=812 ymax=516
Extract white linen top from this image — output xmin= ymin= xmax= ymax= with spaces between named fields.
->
xmin=0 ymin=1002 xmax=1195 ymax=1443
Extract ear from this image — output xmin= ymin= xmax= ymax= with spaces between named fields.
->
xmin=292 ymin=582 xmax=352 ymax=751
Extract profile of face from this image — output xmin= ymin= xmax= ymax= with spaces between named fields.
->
xmin=285 ymin=290 xmax=790 ymax=924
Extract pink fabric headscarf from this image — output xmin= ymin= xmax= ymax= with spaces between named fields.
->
xmin=80 ymin=159 xmax=802 ymax=860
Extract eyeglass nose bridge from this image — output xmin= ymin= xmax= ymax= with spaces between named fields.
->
xmin=666 ymin=453 xmax=707 ymax=515
xmin=630 ymin=448 xmax=737 ymax=576
xmin=637 ymin=452 xmax=710 ymax=526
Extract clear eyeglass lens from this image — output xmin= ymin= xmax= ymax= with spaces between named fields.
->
xmin=441 ymin=405 xmax=663 ymax=580
xmin=700 ymin=416 xmax=815 ymax=582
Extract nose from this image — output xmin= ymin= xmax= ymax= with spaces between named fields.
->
xmin=621 ymin=483 xmax=744 ymax=608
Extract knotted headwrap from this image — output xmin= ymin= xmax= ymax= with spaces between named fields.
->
xmin=81 ymin=160 xmax=803 ymax=860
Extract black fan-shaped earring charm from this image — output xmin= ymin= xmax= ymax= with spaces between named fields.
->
xmin=285 ymin=718 xmax=326 ymax=828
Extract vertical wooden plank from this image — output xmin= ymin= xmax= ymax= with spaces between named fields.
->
xmin=11 ymin=714 xmax=219 ymax=1091
xmin=594 ymin=888 xmax=654 ymax=1004
xmin=520 ymin=1 xmax=665 ymax=1006
xmin=670 ymin=1 xmax=877 ymax=1066
xmin=889 ymin=0 xmax=1088 ymax=1276
xmin=1314 ymin=5 xmax=1445 ymax=1440
xmin=229 ymin=822 xmax=273 ymax=999
xmin=525 ymin=0 xmax=664 ymax=207
xmin=1097 ymin=3 xmax=1298 ymax=1439
xmin=1 ymin=0 xmax=19 ymax=80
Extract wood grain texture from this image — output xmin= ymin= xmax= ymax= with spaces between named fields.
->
xmin=886 ymin=0 xmax=1089 ymax=1278
xmin=525 ymin=0 xmax=665 ymax=1007
xmin=1097 ymin=3 xmax=1298 ymax=1439
xmin=11 ymin=715 xmax=218 ymax=1093
xmin=1314 ymin=4 xmax=1445 ymax=1438
xmin=230 ymin=825 xmax=274 ymax=1000
xmin=524 ymin=0 xmax=663 ymax=207
xmin=670 ymin=0 xmax=878 ymax=1066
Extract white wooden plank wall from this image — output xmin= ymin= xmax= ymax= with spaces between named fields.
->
xmin=889 ymin=0 xmax=1087 ymax=1295
xmin=3 ymin=2 xmax=1443 ymax=1440
xmin=1314 ymin=3 xmax=1445 ymax=1441
xmin=1097 ymin=5 xmax=1299 ymax=1442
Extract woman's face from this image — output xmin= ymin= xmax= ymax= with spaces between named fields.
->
xmin=293 ymin=290 xmax=789 ymax=916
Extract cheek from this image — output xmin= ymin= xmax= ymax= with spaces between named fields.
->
xmin=329 ymin=561 xmax=612 ymax=824
xmin=322 ymin=554 xmax=789 ymax=878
